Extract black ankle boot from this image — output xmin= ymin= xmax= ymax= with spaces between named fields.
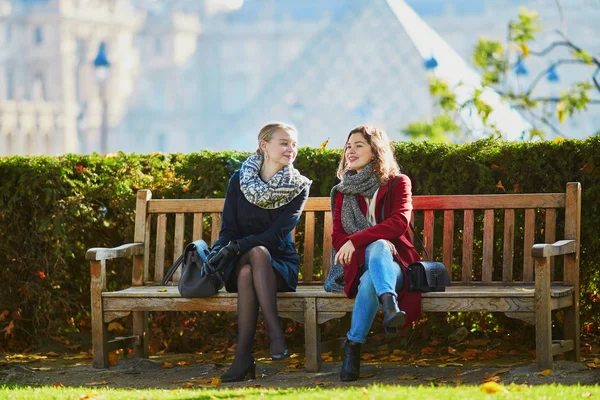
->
xmin=221 ymin=355 xmax=256 ymax=382
xmin=340 ymin=340 xmax=361 ymax=382
xmin=380 ymin=293 xmax=406 ymax=329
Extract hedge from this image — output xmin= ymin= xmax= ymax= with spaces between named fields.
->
xmin=1 ymin=137 xmax=599 ymax=351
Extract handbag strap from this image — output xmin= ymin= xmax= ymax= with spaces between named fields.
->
xmin=162 ymin=246 xmax=190 ymax=285
xmin=379 ymin=176 xmax=431 ymax=260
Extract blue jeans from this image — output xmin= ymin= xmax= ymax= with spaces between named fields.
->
xmin=346 ymin=239 xmax=404 ymax=344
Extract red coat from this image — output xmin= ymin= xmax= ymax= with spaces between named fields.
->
xmin=332 ymin=174 xmax=422 ymax=326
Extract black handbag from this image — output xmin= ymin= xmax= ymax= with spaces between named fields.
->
xmin=162 ymin=239 xmax=224 ymax=297
xmin=381 ymin=177 xmax=451 ymax=293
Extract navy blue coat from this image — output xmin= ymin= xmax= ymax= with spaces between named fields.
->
xmin=214 ymin=170 xmax=309 ymax=292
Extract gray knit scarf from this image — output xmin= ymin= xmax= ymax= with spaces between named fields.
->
xmin=330 ymin=163 xmax=381 ymax=234
xmin=239 ymin=153 xmax=312 ymax=209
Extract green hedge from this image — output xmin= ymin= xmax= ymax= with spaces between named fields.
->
xmin=1 ymin=137 xmax=599 ymax=351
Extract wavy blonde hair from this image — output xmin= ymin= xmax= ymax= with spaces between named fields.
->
xmin=256 ymin=122 xmax=297 ymax=154
xmin=336 ymin=125 xmax=400 ymax=184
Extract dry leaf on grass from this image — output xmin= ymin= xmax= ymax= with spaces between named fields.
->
xmin=52 ymin=382 xmax=64 ymax=388
xmin=84 ymin=381 xmax=108 ymax=386
xmin=160 ymin=362 xmax=174 ymax=369
xmin=484 ymin=368 xmax=511 ymax=380
xmin=211 ymin=377 xmax=221 ymax=386
xmin=360 ymin=387 xmax=369 ymax=395
xmin=481 ymin=381 xmax=509 ymax=394
xmin=539 ymin=369 xmax=552 ymax=376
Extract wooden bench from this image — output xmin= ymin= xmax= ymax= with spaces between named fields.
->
xmin=87 ymin=182 xmax=581 ymax=371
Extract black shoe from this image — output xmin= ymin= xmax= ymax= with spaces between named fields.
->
xmin=271 ymin=349 xmax=290 ymax=361
xmin=221 ymin=356 xmax=256 ymax=382
xmin=340 ymin=340 xmax=361 ymax=382
xmin=380 ymin=293 xmax=406 ymax=329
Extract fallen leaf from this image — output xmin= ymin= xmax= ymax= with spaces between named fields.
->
xmin=84 ymin=381 xmax=108 ymax=386
xmin=539 ymin=369 xmax=552 ymax=376
xmin=448 ymin=346 xmax=458 ymax=355
xmin=438 ymin=362 xmax=463 ymax=367
xmin=421 ymin=347 xmax=436 ymax=355
xmin=107 ymin=322 xmax=125 ymax=332
xmin=360 ymin=387 xmax=369 ymax=395
xmin=580 ymin=163 xmax=596 ymax=173
xmin=359 ymin=373 xmax=375 ymax=378
xmin=496 ymin=181 xmax=506 ymax=192
xmin=582 ymin=392 xmax=592 ymax=398
xmin=361 ymin=353 xmax=376 ymax=360
xmin=398 ymin=373 xmax=418 ymax=380
xmin=585 ymin=363 xmax=599 ymax=369
xmin=108 ymin=352 xmax=118 ymax=366
xmin=314 ymin=380 xmax=328 ymax=386
xmin=423 ymin=377 xmax=439 ymax=382
xmin=484 ymin=368 xmax=511 ymax=380
xmin=182 ymin=382 xmax=194 ymax=388
xmin=158 ymin=288 xmax=167 ymax=292
xmin=481 ymin=381 xmax=508 ymax=394
xmin=31 ymin=367 xmax=51 ymax=371
xmin=46 ymin=351 xmax=60 ymax=357
xmin=177 ymin=361 xmax=189 ymax=366
xmin=388 ymin=355 xmax=404 ymax=362
xmin=53 ymin=382 xmax=65 ymax=388
xmin=160 ymin=361 xmax=174 ymax=369
xmin=211 ymin=377 xmax=221 ymax=386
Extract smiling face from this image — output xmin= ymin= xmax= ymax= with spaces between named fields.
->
xmin=344 ymin=132 xmax=374 ymax=172
xmin=260 ymin=129 xmax=298 ymax=167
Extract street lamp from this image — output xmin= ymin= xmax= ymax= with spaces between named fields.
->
xmin=94 ymin=42 xmax=110 ymax=154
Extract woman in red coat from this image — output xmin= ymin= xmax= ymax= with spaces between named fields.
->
xmin=329 ymin=126 xmax=421 ymax=381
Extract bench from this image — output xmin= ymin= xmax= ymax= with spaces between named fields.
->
xmin=87 ymin=182 xmax=581 ymax=371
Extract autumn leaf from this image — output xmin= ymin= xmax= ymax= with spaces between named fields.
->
xmin=421 ymin=347 xmax=436 ymax=355
xmin=37 ymin=271 xmax=47 ymax=279
xmin=107 ymin=322 xmax=125 ymax=332
xmin=448 ymin=346 xmax=458 ymax=355
xmin=556 ymin=101 xmax=566 ymax=123
xmin=318 ymin=138 xmax=330 ymax=152
xmin=360 ymin=387 xmax=369 ymax=395
xmin=388 ymin=355 xmax=404 ymax=362
xmin=484 ymin=368 xmax=511 ymax=381
xmin=177 ymin=361 xmax=189 ymax=366
xmin=520 ymin=43 xmax=530 ymax=58
xmin=2 ymin=320 xmax=15 ymax=338
xmin=108 ymin=351 xmax=118 ymax=366
xmin=496 ymin=180 xmax=506 ymax=192
xmin=359 ymin=373 xmax=375 ymax=378
xmin=84 ymin=380 xmax=108 ymax=386
xmin=52 ymin=382 xmax=65 ymax=388
xmin=398 ymin=373 xmax=418 ymax=380
xmin=158 ymin=288 xmax=167 ymax=292
xmin=580 ymin=163 xmax=596 ymax=173
xmin=585 ymin=362 xmax=599 ymax=369
xmin=539 ymin=369 xmax=552 ymax=376
xmin=46 ymin=351 xmax=60 ymax=357
xmin=481 ymin=381 xmax=508 ymax=394
xmin=211 ymin=377 xmax=221 ymax=386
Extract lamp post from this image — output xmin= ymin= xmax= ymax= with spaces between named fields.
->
xmin=94 ymin=42 xmax=110 ymax=154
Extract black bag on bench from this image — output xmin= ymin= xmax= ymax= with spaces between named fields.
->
xmin=162 ymin=239 xmax=224 ymax=297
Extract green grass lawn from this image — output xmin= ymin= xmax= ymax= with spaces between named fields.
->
xmin=1 ymin=384 xmax=599 ymax=400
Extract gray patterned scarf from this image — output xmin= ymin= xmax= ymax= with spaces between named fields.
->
xmin=239 ymin=153 xmax=312 ymax=209
xmin=330 ymin=163 xmax=380 ymax=234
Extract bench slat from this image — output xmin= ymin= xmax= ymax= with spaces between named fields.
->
xmin=545 ymin=208 xmax=557 ymax=280
xmin=173 ymin=213 xmax=185 ymax=282
xmin=193 ymin=213 xmax=203 ymax=241
xmin=303 ymin=212 xmax=315 ymax=283
xmin=502 ymin=209 xmax=515 ymax=282
xmin=143 ymin=215 xmax=152 ymax=284
xmin=413 ymin=193 xmax=565 ymax=210
xmin=482 ymin=209 xmax=494 ymax=283
xmin=442 ymin=210 xmax=454 ymax=278
xmin=154 ymin=214 xmax=167 ymax=283
xmin=523 ymin=209 xmax=535 ymax=282
xmin=322 ymin=212 xmax=333 ymax=280
xmin=211 ymin=213 xmax=221 ymax=246
xmin=462 ymin=210 xmax=474 ymax=282
xmin=423 ymin=210 xmax=434 ymax=261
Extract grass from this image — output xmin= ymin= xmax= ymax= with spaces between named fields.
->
xmin=1 ymin=384 xmax=599 ymax=400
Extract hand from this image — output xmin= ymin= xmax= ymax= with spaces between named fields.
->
xmin=334 ymin=240 xmax=355 ymax=266
xmin=384 ymin=240 xmax=398 ymax=256
xmin=206 ymin=244 xmax=223 ymax=266
xmin=209 ymin=241 xmax=241 ymax=273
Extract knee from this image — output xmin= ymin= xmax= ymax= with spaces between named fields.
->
xmin=237 ymin=264 xmax=253 ymax=287
xmin=366 ymin=239 xmax=390 ymax=257
xmin=248 ymin=246 xmax=271 ymax=263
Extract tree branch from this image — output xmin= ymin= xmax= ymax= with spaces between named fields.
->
xmin=528 ymin=41 xmax=570 ymax=56
xmin=525 ymin=59 xmax=595 ymax=96
xmin=529 ymin=98 xmax=600 ymax=104
xmin=593 ymin=68 xmax=600 ymax=92
xmin=527 ymin=111 xmax=564 ymax=137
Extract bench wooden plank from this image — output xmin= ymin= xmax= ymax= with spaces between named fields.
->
xmin=143 ymin=216 xmax=152 ymax=284
xmin=482 ymin=209 xmax=494 ymax=283
xmin=173 ymin=213 xmax=185 ymax=282
xmin=303 ymin=212 xmax=315 ymax=282
xmin=535 ymin=255 xmax=552 ymax=369
xmin=563 ymin=182 xmax=581 ymax=361
xmin=210 ymin=213 xmax=221 ymax=246
xmin=154 ymin=214 xmax=166 ymax=283
xmin=462 ymin=210 xmax=474 ymax=282
xmin=545 ymin=208 xmax=556 ymax=280
xmin=442 ymin=210 xmax=454 ymax=277
xmin=193 ymin=213 xmax=203 ymax=241
xmin=423 ymin=210 xmax=434 ymax=261
xmin=412 ymin=194 xmax=565 ymax=210
xmin=523 ymin=209 xmax=535 ymax=282
xmin=502 ymin=209 xmax=515 ymax=282
xmin=322 ymin=212 xmax=333 ymax=280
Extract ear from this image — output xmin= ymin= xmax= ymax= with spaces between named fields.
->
xmin=259 ymin=139 xmax=268 ymax=152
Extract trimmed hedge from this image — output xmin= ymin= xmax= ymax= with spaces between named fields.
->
xmin=1 ymin=137 xmax=599 ymax=351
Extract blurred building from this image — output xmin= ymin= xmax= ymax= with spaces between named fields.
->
xmin=0 ymin=0 xmax=599 ymax=155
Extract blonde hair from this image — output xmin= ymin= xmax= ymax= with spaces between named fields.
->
xmin=256 ymin=122 xmax=297 ymax=154
xmin=336 ymin=125 xmax=400 ymax=184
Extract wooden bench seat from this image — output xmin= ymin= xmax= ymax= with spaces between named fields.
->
xmin=87 ymin=183 xmax=582 ymax=372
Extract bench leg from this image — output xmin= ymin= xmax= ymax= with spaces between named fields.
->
xmin=534 ymin=256 xmax=553 ymax=370
xmin=563 ymin=294 xmax=581 ymax=361
xmin=304 ymin=298 xmax=322 ymax=372
xmin=132 ymin=311 xmax=148 ymax=358
xmin=91 ymin=261 xmax=109 ymax=368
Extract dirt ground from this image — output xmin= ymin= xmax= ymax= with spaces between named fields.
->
xmin=2 ymin=348 xmax=599 ymax=389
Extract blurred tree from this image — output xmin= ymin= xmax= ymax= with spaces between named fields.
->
xmin=404 ymin=7 xmax=600 ymax=142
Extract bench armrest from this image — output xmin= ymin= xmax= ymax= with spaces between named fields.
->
xmin=86 ymin=243 xmax=144 ymax=261
xmin=532 ymin=240 xmax=576 ymax=258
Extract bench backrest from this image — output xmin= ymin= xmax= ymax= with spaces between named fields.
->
xmin=132 ymin=182 xmax=580 ymax=286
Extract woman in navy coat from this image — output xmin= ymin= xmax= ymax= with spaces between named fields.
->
xmin=207 ymin=123 xmax=311 ymax=382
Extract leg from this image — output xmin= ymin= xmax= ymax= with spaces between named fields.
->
xmin=222 ymin=255 xmax=258 ymax=381
xmin=132 ymin=311 xmax=148 ymax=359
xmin=246 ymin=246 xmax=288 ymax=356
xmin=347 ymin=270 xmax=379 ymax=344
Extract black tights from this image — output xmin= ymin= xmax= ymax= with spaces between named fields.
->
xmin=227 ymin=246 xmax=287 ymax=373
